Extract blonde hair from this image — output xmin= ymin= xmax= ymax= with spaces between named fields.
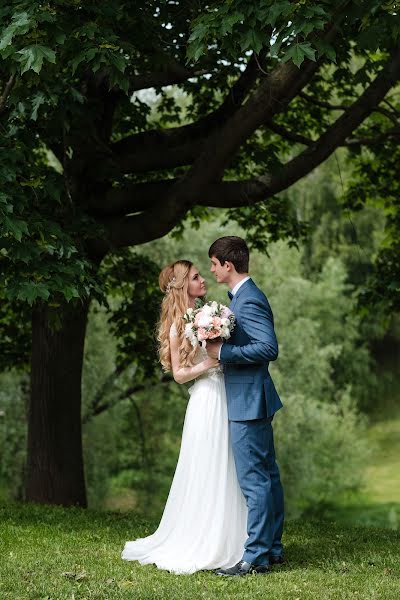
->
xmin=158 ymin=260 xmax=198 ymax=371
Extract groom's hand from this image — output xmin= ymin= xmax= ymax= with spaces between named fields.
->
xmin=206 ymin=340 xmax=222 ymax=359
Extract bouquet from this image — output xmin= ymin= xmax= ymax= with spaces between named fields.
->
xmin=183 ymin=300 xmax=235 ymax=348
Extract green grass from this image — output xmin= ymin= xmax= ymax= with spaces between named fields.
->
xmin=325 ymin=418 xmax=400 ymax=529
xmin=365 ymin=418 xmax=400 ymax=505
xmin=1 ymin=502 xmax=399 ymax=600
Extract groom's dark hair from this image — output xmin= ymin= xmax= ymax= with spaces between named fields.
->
xmin=208 ymin=236 xmax=249 ymax=273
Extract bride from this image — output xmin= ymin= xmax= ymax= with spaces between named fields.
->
xmin=121 ymin=260 xmax=247 ymax=574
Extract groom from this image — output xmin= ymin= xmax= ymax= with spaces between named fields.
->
xmin=206 ymin=236 xmax=284 ymax=577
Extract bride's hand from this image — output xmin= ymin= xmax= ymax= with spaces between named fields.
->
xmin=204 ymin=356 xmax=220 ymax=370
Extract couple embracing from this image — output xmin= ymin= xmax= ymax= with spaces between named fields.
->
xmin=122 ymin=236 xmax=284 ymax=576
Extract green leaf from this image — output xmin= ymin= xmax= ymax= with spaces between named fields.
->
xmin=187 ymin=42 xmax=205 ymax=63
xmin=64 ymin=286 xmax=80 ymax=302
xmin=17 ymin=45 xmax=56 ymax=75
xmin=55 ymin=33 xmax=66 ymax=45
xmin=31 ymin=93 xmax=46 ymax=121
xmin=188 ymin=23 xmax=207 ymax=44
xmin=301 ymin=42 xmax=317 ymax=62
xmin=240 ymin=29 xmax=264 ymax=53
xmin=109 ymin=52 xmax=126 ymax=73
xmin=220 ymin=12 xmax=244 ymax=36
xmin=305 ymin=6 xmax=328 ymax=18
xmin=264 ymin=1 xmax=292 ymax=27
xmin=70 ymin=51 xmax=87 ymax=75
xmin=0 ymin=12 xmax=31 ymax=51
xmin=314 ymin=39 xmax=337 ymax=62
xmin=283 ymin=42 xmax=316 ymax=68
xmin=16 ymin=282 xmax=50 ymax=305
xmin=2 ymin=216 xmax=29 ymax=241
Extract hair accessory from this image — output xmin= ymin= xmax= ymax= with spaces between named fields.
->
xmin=165 ymin=277 xmax=176 ymax=294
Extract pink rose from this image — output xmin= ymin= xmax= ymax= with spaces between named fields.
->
xmin=207 ymin=329 xmax=221 ymax=339
xmin=221 ymin=307 xmax=233 ymax=319
xmin=197 ymin=327 xmax=207 ymax=341
xmin=212 ymin=317 xmax=222 ymax=327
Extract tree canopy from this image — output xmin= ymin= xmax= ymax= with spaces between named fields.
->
xmin=1 ymin=0 xmax=400 ymax=507
xmin=1 ymin=0 xmax=399 ymax=308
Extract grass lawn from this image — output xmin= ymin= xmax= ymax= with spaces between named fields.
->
xmin=1 ymin=502 xmax=399 ymax=600
xmin=325 ymin=418 xmax=400 ymax=529
xmin=365 ymin=418 xmax=400 ymax=505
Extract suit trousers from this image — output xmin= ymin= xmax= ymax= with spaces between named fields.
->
xmin=229 ymin=417 xmax=284 ymax=566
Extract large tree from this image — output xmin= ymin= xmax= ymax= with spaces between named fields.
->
xmin=1 ymin=0 xmax=399 ymax=506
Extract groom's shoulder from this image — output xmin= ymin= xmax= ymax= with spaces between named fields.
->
xmin=241 ymin=279 xmax=268 ymax=302
xmin=243 ymin=280 xmax=272 ymax=308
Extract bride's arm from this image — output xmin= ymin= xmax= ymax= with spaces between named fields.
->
xmin=169 ymin=329 xmax=219 ymax=384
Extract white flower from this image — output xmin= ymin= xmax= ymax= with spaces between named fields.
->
xmin=198 ymin=315 xmax=212 ymax=327
xmin=201 ymin=304 xmax=213 ymax=316
xmin=186 ymin=308 xmax=194 ymax=317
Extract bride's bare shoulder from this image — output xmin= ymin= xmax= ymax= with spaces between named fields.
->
xmin=169 ymin=322 xmax=178 ymax=339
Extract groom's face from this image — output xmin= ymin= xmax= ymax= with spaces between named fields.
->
xmin=210 ymin=256 xmax=229 ymax=283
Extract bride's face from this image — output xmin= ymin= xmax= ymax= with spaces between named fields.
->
xmin=187 ymin=265 xmax=206 ymax=300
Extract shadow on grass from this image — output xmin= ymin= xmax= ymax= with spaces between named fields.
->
xmin=276 ymin=519 xmax=399 ymax=571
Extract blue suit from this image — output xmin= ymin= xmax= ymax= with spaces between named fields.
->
xmin=220 ymin=278 xmax=284 ymax=566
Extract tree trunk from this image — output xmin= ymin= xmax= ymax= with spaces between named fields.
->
xmin=26 ymin=299 xmax=90 ymax=507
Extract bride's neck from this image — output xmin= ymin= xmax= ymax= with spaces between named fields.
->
xmin=187 ymin=296 xmax=196 ymax=309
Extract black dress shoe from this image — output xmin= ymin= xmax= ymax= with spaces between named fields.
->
xmin=215 ymin=560 xmax=270 ymax=577
xmin=269 ymin=554 xmax=285 ymax=565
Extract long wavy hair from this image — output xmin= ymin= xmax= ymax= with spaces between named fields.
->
xmin=158 ymin=260 xmax=198 ymax=371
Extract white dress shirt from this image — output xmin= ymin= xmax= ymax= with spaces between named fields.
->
xmin=230 ymin=276 xmax=250 ymax=297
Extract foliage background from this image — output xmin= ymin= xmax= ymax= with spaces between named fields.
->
xmin=1 ymin=0 xmax=399 ymax=529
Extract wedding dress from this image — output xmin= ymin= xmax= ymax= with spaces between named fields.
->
xmin=121 ymin=330 xmax=248 ymax=574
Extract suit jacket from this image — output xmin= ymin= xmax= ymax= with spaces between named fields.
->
xmin=220 ymin=278 xmax=283 ymax=421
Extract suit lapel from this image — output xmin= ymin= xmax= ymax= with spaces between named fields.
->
xmin=229 ymin=278 xmax=254 ymax=311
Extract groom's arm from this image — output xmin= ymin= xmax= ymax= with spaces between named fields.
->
xmin=220 ymin=298 xmax=278 ymax=364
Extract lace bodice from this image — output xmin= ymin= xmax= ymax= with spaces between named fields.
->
xmin=194 ymin=344 xmax=223 ymax=380
xmin=170 ymin=323 xmax=223 ymax=380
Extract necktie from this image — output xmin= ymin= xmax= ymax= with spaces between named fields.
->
xmin=228 ymin=291 xmax=233 ymax=300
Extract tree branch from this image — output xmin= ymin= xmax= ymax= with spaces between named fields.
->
xmin=104 ymin=42 xmax=400 ymax=217
xmin=128 ymin=66 xmax=209 ymax=93
xmin=195 ymin=44 xmax=400 ymax=208
xmin=82 ymin=372 xmax=172 ymax=424
xmin=94 ymin=181 xmax=176 ymax=215
xmin=174 ymin=2 xmax=349 ymax=187
xmin=0 ymin=75 xmax=16 ymax=114
xmin=109 ymin=54 xmax=261 ymax=175
xmin=94 ymin=51 xmax=400 ymax=227
xmin=104 ymin=189 xmax=191 ymax=246
xmin=267 ymin=44 xmax=400 ymax=194
xmin=93 ymin=179 xmax=267 ymax=216
xmin=127 ymin=48 xmax=214 ymax=93
xmin=299 ymin=91 xmax=349 ymax=111
xmin=103 ymin=2 xmax=389 ymax=248
xmin=300 ymin=91 xmax=400 ymax=126
xmin=103 ymin=14 xmax=347 ymax=245
xmin=111 ymin=132 xmax=203 ymax=174
xmin=345 ymin=125 xmax=400 ymax=146
xmin=265 ymin=119 xmax=313 ymax=146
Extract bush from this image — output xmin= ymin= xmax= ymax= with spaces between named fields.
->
xmin=253 ymin=244 xmax=373 ymax=515
xmin=0 ymin=369 xmax=28 ymax=501
xmin=274 ymin=390 xmax=369 ymax=517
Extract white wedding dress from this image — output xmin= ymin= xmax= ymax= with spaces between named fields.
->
xmin=121 ymin=336 xmax=248 ymax=574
